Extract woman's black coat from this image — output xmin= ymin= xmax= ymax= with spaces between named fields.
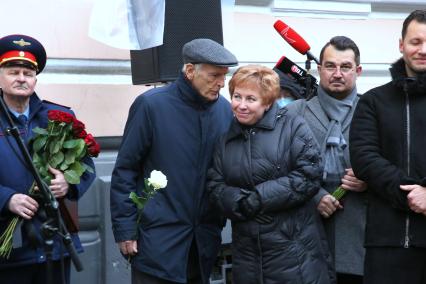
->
xmin=207 ymin=104 xmax=335 ymax=284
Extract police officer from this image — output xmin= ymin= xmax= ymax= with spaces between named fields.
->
xmin=0 ymin=34 xmax=96 ymax=284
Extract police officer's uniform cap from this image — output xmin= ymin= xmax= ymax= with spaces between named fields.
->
xmin=182 ymin=38 xmax=238 ymax=67
xmin=0 ymin=34 xmax=46 ymax=74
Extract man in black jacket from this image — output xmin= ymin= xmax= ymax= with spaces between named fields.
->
xmin=350 ymin=10 xmax=426 ymax=284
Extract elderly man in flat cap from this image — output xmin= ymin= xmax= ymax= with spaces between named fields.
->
xmin=0 ymin=34 xmax=95 ymax=284
xmin=110 ymin=38 xmax=238 ymax=284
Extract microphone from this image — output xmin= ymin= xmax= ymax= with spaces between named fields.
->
xmin=274 ymin=20 xmax=319 ymax=64
xmin=274 ymin=56 xmax=317 ymax=86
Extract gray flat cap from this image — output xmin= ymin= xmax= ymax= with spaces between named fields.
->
xmin=182 ymin=38 xmax=238 ymax=67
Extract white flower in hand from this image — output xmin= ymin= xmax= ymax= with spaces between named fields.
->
xmin=148 ymin=170 xmax=168 ymax=190
xmin=129 ymin=170 xmax=168 ymax=222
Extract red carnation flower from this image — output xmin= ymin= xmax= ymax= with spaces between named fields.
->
xmin=48 ymin=110 xmax=74 ymax=124
xmin=75 ymin=129 xmax=87 ymax=139
xmin=88 ymin=142 xmax=101 ymax=157
xmin=58 ymin=112 xmax=74 ymax=124
xmin=84 ymin=134 xmax=95 ymax=146
xmin=84 ymin=134 xmax=100 ymax=157
xmin=47 ymin=110 xmax=61 ymax=121
xmin=72 ymin=119 xmax=86 ymax=138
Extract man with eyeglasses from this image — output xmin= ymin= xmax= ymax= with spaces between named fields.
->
xmin=286 ymin=36 xmax=366 ymax=284
xmin=350 ymin=10 xmax=426 ymax=284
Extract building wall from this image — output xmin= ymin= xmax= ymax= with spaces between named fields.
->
xmin=0 ymin=0 xmax=148 ymax=137
xmin=1 ymin=0 xmax=422 ymax=137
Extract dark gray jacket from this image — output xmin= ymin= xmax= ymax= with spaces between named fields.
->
xmin=286 ymin=96 xmax=366 ymax=276
xmin=207 ymin=104 xmax=335 ymax=284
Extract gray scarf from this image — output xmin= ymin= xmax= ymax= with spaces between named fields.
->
xmin=317 ymin=85 xmax=357 ymax=184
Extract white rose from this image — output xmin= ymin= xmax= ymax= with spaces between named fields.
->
xmin=148 ymin=170 xmax=168 ymax=189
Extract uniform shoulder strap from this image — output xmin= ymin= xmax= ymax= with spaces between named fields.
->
xmin=42 ymin=100 xmax=71 ymax=109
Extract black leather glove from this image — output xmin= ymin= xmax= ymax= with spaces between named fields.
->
xmin=239 ymin=191 xmax=261 ymax=219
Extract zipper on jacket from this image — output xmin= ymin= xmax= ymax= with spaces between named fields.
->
xmin=246 ymin=128 xmax=255 ymax=189
xmin=404 ymin=217 xmax=410 ymax=248
xmin=404 ymin=87 xmax=411 ymax=248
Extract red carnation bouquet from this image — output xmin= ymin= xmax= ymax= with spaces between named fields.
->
xmin=32 ymin=110 xmax=100 ymax=184
xmin=0 ymin=110 xmax=100 ymax=258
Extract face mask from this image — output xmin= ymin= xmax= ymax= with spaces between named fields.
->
xmin=276 ymin=97 xmax=295 ymax=108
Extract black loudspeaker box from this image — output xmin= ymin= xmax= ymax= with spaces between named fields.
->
xmin=130 ymin=0 xmax=223 ymax=85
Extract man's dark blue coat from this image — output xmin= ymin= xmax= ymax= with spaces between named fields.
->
xmin=110 ymin=73 xmax=233 ymax=283
xmin=0 ymin=93 xmax=96 ymax=268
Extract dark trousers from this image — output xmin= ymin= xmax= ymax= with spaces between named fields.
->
xmin=132 ymin=241 xmax=202 ymax=284
xmin=337 ymin=273 xmax=363 ymax=284
xmin=132 ymin=270 xmax=177 ymax=284
xmin=364 ymin=247 xmax=426 ymax=284
xmin=0 ymin=258 xmax=71 ymax=284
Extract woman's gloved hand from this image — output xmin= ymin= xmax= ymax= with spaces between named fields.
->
xmin=239 ymin=191 xmax=261 ymax=218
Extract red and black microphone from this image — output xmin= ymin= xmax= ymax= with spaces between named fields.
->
xmin=275 ymin=56 xmax=317 ymax=86
xmin=274 ymin=20 xmax=319 ymax=65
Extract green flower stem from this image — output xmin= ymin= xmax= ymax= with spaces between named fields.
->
xmin=0 ymin=182 xmax=35 ymax=259
xmin=128 ymin=171 xmax=167 ymax=252
xmin=0 ymin=217 xmax=20 ymax=258
xmin=332 ymin=186 xmax=346 ymax=200
xmin=126 ymin=255 xmax=132 ymax=269
xmin=48 ymin=121 xmax=56 ymax=136
xmin=45 ymin=122 xmax=56 ymax=152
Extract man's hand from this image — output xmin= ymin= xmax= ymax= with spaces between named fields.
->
xmin=118 ymin=240 xmax=138 ymax=256
xmin=8 ymin=193 xmax=39 ymax=220
xmin=341 ymin=168 xmax=367 ymax=192
xmin=48 ymin=166 xmax=69 ymax=198
xmin=400 ymin=184 xmax=426 ymax=215
xmin=317 ymin=194 xmax=341 ymax=218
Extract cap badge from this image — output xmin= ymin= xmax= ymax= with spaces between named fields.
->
xmin=19 ymin=51 xmax=25 ymax=57
xmin=13 ymin=39 xmax=31 ymax=47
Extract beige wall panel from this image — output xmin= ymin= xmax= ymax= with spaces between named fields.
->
xmin=0 ymin=0 xmax=129 ymax=59
xmin=34 ymin=83 xmax=151 ymax=137
xmin=0 ymin=1 xmax=413 ymax=138
xmin=229 ymin=12 xmax=403 ymax=64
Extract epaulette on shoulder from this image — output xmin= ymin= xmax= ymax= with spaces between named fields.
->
xmin=42 ymin=100 xmax=71 ymax=109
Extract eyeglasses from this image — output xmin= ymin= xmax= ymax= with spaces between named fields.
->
xmin=321 ymin=63 xmax=355 ymax=74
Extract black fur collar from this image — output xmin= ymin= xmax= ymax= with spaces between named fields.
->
xmin=390 ymin=58 xmax=426 ymax=95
